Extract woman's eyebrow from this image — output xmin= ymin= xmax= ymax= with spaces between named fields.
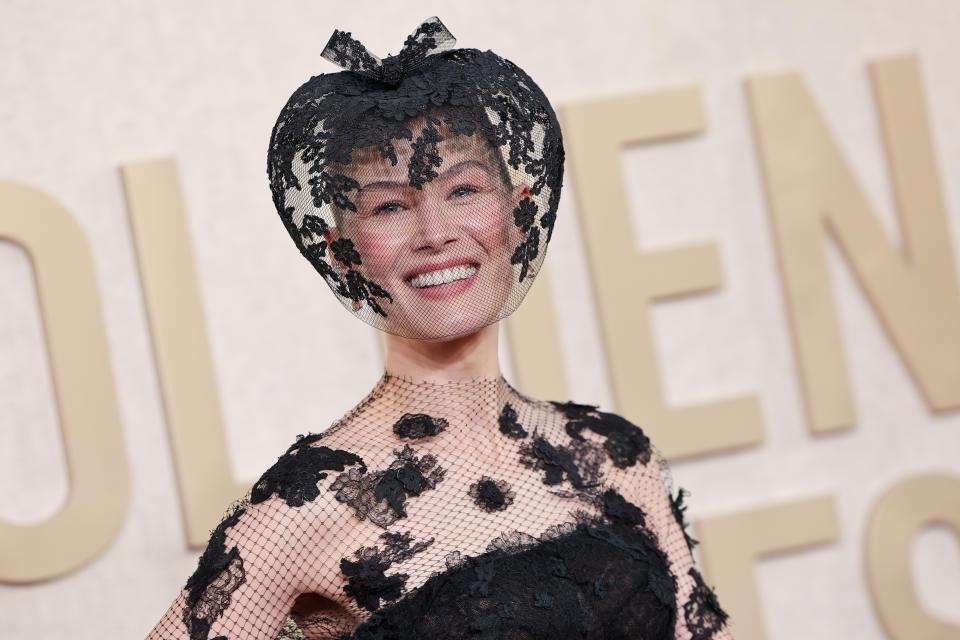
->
xmin=438 ymin=159 xmax=494 ymax=179
xmin=358 ymin=178 xmax=406 ymax=192
xmin=359 ymin=159 xmax=493 ymax=191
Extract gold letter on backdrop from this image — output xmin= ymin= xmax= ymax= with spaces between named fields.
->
xmin=121 ymin=158 xmax=247 ymax=548
xmin=746 ymin=55 xmax=960 ymax=433
xmin=0 ymin=181 xmax=129 ymax=582
xmin=695 ymin=495 xmax=840 ymax=640
xmin=866 ymin=474 xmax=960 ymax=639
xmin=561 ymin=88 xmax=764 ymax=459
xmin=505 ymin=270 xmax=567 ymax=400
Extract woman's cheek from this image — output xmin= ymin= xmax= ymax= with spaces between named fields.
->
xmin=468 ymin=200 xmax=513 ymax=253
xmin=353 ymin=227 xmax=403 ymax=280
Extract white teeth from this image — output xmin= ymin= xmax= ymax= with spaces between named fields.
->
xmin=408 ymin=264 xmax=477 ymax=289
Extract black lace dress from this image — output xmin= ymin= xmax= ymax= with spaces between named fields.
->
xmin=146 ymin=373 xmax=732 ymax=639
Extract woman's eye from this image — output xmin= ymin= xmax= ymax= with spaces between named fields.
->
xmin=373 ymin=201 xmax=405 ymax=215
xmin=450 ymin=185 xmax=479 ymax=198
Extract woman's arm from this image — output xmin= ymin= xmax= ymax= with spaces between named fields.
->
xmin=145 ymin=432 xmax=368 ymax=640
xmin=145 ymin=495 xmax=307 ymax=640
xmin=633 ymin=448 xmax=735 ymax=640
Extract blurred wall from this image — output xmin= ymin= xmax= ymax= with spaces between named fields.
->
xmin=1 ymin=1 xmax=959 ymax=638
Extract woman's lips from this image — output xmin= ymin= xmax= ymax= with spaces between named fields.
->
xmin=405 ymin=260 xmax=480 ymax=300
xmin=403 ymin=258 xmax=478 ymax=281
xmin=407 ymin=263 xmax=477 ymax=287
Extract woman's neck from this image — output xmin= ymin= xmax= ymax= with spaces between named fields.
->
xmin=383 ymin=323 xmax=502 ymax=383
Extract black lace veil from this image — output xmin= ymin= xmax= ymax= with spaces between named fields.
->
xmin=267 ymin=17 xmax=564 ymax=339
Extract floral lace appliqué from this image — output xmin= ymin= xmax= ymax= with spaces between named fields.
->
xmin=468 ymin=475 xmax=516 ymax=513
xmin=251 ymin=433 xmax=366 ymax=507
xmin=392 ymin=413 xmax=449 ymax=440
xmin=330 ymin=444 xmax=446 ymax=527
xmin=600 ymin=487 xmax=647 ymax=528
xmin=498 ymin=402 xmax=528 ymax=438
xmin=182 ymin=503 xmax=248 ymax=640
xmin=340 ymin=530 xmax=435 ymax=612
xmin=552 ymin=401 xmax=652 ymax=468
xmin=519 ymin=435 xmax=605 ymax=491
xmin=670 ymin=486 xmax=700 ymax=551
xmin=684 ymin=567 xmax=730 ymax=640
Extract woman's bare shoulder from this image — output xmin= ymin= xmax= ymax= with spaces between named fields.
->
xmin=538 ymin=396 xmax=651 ymax=455
xmin=244 ymin=426 xmax=407 ymax=525
xmin=250 ymin=432 xmax=368 ymax=508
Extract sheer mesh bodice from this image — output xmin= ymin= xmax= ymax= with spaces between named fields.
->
xmin=146 ymin=374 xmax=732 ymax=639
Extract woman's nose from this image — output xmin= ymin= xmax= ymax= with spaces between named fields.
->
xmin=411 ymin=197 xmax=458 ymax=250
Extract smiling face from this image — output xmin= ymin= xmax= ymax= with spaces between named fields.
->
xmin=330 ymin=120 xmax=527 ymax=340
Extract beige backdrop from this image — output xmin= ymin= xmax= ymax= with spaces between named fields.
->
xmin=1 ymin=1 xmax=959 ymax=639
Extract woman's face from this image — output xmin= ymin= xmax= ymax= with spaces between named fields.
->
xmin=334 ymin=127 xmax=526 ymax=340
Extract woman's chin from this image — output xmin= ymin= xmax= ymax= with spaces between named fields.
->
xmin=385 ymin=302 xmax=502 ymax=340
xmin=372 ymin=268 xmax=512 ymax=341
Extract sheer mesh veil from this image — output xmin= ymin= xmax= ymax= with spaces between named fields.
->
xmin=145 ymin=16 xmax=734 ymax=640
xmin=266 ymin=17 xmax=564 ymax=340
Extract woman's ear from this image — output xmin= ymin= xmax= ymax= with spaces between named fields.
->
xmin=506 ymin=185 xmax=532 ymax=247
xmin=324 ymin=224 xmax=348 ymax=276
xmin=326 ymin=223 xmax=340 ymax=243
xmin=513 ymin=184 xmax=531 ymax=205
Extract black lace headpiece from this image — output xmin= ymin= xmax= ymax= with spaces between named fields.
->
xmin=267 ymin=17 xmax=564 ymax=340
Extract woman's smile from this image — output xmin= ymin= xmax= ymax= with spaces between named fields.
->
xmin=404 ymin=262 xmax=480 ymax=300
xmin=404 ymin=260 xmax=479 ymax=289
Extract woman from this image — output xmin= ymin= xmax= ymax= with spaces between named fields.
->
xmin=146 ymin=17 xmax=733 ymax=640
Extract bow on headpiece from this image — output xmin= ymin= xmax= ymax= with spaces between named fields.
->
xmin=321 ymin=16 xmax=457 ymax=86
